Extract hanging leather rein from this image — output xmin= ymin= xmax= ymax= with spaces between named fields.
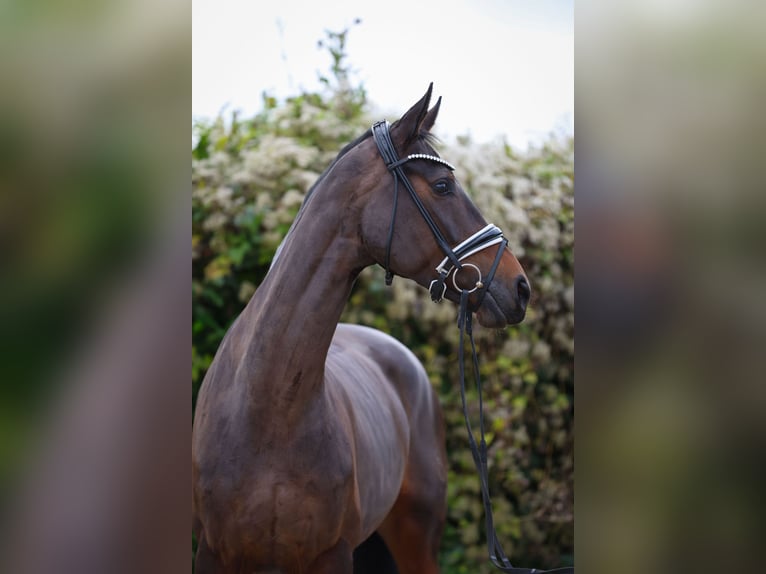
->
xmin=371 ymin=120 xmax=574 ymax=574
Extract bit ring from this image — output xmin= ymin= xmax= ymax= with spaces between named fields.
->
xmin=452 ymin=263 xmax=483 ymax=294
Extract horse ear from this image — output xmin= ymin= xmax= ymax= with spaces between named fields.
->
xmin=422 ymin=96 xmax=442 ymax=133
xmin=391 ymin=83 xmax=433 ymax=148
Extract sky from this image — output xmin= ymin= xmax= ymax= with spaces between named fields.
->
xmin=193 ymin=0 xmax=573 ymax=149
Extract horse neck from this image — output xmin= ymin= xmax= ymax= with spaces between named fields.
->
xmin=235 ymin=177 xmax=368 ymax=419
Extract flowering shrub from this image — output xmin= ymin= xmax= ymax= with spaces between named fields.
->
xmin=192 ymin=81 xmax=573 ymax=572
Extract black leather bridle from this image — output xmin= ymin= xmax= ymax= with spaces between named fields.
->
xmin=371 ymin=120 xmax=574 ymax=574
xmin=371 ymin=120 xmax=507 ymax=302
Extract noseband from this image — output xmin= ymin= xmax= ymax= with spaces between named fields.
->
xmin=371 ymin=120 xmax=574 ymax=574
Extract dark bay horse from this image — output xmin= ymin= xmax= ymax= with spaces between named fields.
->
xmin=192 ymin=85 xmax=530 ymax=574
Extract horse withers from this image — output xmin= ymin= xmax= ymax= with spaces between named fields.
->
xmin=192 ymin=84 xmax=530 ymax=574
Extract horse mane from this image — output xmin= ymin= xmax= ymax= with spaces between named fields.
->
xmin=303 ymin=127 xmax=439 ymax=203
xmin=268 ymin=128 xmax=372 ymax=270
xmin=303 ymin=128 xmax=373 ymax=203
xmin=268 ymin=127 xmax=440 ymax=271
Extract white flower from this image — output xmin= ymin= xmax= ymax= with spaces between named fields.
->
xmin=238 ymin=281 xmax=256 ymax=303
xmin=202 ymin=212 xmax=228 ymax=232
xmin=280 ymin=189 xmax=304 ymax=209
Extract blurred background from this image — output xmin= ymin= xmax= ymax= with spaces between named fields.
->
xmin=577 ymin=1 xmax=766 ymax=572
xmin=0 ymin=0 xmax=190 ymax=572
xmin=0 ymin=0 xmax=763 ymax=573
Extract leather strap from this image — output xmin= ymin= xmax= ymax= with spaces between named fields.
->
xmin=372 ymin=121 xmax=462 ymax=284
xmin=457 ymin=287 xmax=573 ymax=574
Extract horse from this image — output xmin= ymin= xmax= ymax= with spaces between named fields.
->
xmin=192 ymin=84 xmax=530 ymax=574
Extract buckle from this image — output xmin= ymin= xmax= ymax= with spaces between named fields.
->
xmin=429 ymin=275 xmax=448 ymax=302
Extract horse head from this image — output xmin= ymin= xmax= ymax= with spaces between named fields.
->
xmin=346 ymin=84 xmax=530 ymax=328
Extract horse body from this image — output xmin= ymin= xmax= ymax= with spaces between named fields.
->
xmin=194 ymin=308 xmax=444 ymax=573
xmin=195 ymin=334 xmax=421 ymax=570
xmin=193 ymin=153 xmax=445 ymax=572
xmin=193 ymin=85 xmax=529 ymax=574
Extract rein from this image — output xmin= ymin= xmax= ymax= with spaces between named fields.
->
xmin=371 ymin=120 xmax=574 ymax=574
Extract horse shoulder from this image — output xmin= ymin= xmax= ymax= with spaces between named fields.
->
xmin=332 ymin=323 xmax=435 ymax=415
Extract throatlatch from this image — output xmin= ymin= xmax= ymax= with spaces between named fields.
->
xmin=371 ymin=119 xmax=574 ymax=574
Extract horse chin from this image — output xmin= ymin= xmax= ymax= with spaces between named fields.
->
xmin=476 ymin=289 xmax=526 ymax=329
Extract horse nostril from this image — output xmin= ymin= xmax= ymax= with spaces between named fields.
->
xmin=515 ymin=276 xmax=531 ymax=309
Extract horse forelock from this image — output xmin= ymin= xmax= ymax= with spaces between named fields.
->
xmin=418 ymin=131 xmax=441 ymax=153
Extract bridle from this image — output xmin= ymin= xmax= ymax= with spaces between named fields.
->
xmin=371 ymin=120 xmax=507 ymax=303
xmin=371 ymin=120 xmax=574 ymax=574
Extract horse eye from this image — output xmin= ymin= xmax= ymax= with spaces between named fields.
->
xmin=432 ymin=180 xmax=451 ymax=196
